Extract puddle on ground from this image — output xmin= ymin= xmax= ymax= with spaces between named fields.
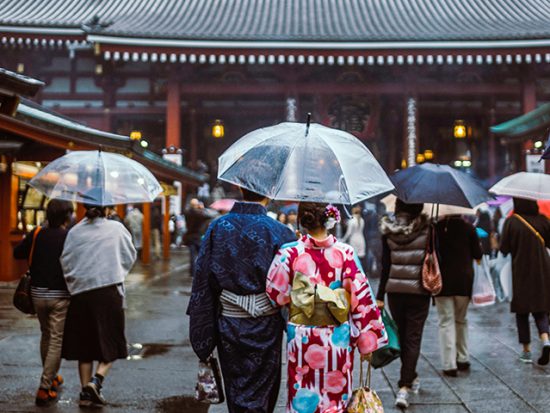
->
xmin=127 ymin=343 xmax=173 ymax=360
xmin=156 ymin=396 xmax=209 ymax=413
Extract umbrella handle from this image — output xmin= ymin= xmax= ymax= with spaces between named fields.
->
xmin=305 ymin=112 xmax=311 ymax=137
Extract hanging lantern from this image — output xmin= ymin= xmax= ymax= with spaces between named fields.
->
xmin=453 ymin=120 xmax=467 ymax=139
xmin=130 ymin=130 xmax=142 ymax=141
xmin=212 ymin=119 xmax=224 ymax=139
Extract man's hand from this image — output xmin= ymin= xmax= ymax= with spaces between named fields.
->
xmin=376 ymin=300 xmax=384 ymax=309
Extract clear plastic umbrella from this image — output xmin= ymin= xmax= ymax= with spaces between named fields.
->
xmin=29 ymin=150 xmax=162 ymax=206
xmin=489 ymin=172 xmax=550 ymax=201
xmin=218 ymin=121 xmax=394 ymax=204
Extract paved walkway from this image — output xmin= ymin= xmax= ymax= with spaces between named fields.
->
xmin=0 ymin=255 xmax=548 ymax=412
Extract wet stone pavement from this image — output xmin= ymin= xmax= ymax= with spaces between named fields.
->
xmin=0 ymin=251 xmax=549 ymax=412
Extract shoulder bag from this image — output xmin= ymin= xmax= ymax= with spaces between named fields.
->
xmin=13 ymin=226 xmax=41 ymax=315
xmin=513 ymin=214 xmax=550 ymax=256
xmin=422 ymin=224 xmax=443 ymax=295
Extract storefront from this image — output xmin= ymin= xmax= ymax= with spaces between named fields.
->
xmin=0 ymin=68 xmax=206 ymax=281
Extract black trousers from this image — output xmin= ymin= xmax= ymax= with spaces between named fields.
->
xmin=516 ymin=312 xmax=550 ymax=344
xmin=388 ymin=293 xmax=431 ymax=388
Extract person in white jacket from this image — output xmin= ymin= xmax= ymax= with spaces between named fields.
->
xmin=61 ymin=203 xmax=136 ymax=407
xmin=342 ymin=205 xmax=367 ymax=270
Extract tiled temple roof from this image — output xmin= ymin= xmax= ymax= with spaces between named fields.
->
xmin=1 ymin=0 xmax=549 ymax=43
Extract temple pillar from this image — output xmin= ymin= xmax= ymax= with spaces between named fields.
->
xmin=189 ymin=107 xmax=198 ymax=168
xmin=142 ymin=203 xmax=151 ymax=264
xmin=0 ymin=159 xmax=20 ymax=281
xmin=488 ymin=106 xmax=497 ymax=183
xmin=166 ymin=81 xmax=181 ymax=148
xmin=163 ymin=196 xmax=171 ymax=260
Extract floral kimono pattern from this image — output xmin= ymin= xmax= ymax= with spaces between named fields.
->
xmin=267 ymin=235 xmax=388 ymax=413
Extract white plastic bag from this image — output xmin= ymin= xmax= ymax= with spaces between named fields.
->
xmin=500 ymin=258 xmax=513 ymax=302
xmin=472 ymin=256 xmax=496 ymax=307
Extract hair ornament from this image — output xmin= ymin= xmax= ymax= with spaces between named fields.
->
xmin=324 ymin=204 xmax=341 ymax=230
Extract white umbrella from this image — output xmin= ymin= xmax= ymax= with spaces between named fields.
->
xmin=29 ymin=150 xmax=162 ymax=206
xmin=489 ymin=172 xmax=550 ymax=201
xmin=218 ymin=121 xmax=394 ymax=204
xmin=381 ymin=194 xmax=477 ymax=216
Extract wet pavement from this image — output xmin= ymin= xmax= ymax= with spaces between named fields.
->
xmin=0 ymin=252 xmax=549 ymax=412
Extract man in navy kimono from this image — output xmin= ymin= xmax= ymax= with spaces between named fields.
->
xmin=187 ymin=188 xmax=296 ymax=413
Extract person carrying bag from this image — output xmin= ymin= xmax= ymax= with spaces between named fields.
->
xmin=347 ymin=357 xmax=384 ymax=413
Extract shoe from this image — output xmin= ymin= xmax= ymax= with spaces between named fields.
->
xmin=35 ymin=388 xmax=57 ymax=406
xmin=51 ymin=374 xmax=64 ymax=391
xmin=411 ymin=377 xmax=420 ymax=394
xmin=79 ymin=391 xmax=93 ymax=407
xmin=538 ymin=345 xmax=550 ymax=366
xmin=519 ymin=351 xmax=533 ymax=364
xmin=443 ymin=369 xmax=458 ymax=377
xmin=457 ymin=361 xmax=471 ymax=371
xmin=83 ymin=378 xmax=107 ymax=405
xmin=395 ymin=388 xmax=409 ymax=409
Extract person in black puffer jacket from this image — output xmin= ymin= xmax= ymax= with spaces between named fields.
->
xmin=376 ymin=198 xmax=430 ymax=409
xmin=13 ymin=199 xmax=74 ymax=406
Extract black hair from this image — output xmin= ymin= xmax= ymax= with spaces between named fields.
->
xmin=84 ymin=204 xmax=107 ymax=220
xmin=298 ymin=202 xmax=328 ymax=231
xmin=513 ymin=197 xmax=539 ymax=216
xmin=241 ymin=188 xmax=267 ymax=202
xmin=395 ymin=198 xmax=424 ymax=217
xmin=46 ymin=199 xmax=74 ymax=228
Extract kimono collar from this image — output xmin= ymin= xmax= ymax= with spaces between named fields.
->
xmin=230 ymin=201 xmax=267 ymax=215
xmin=303 ymin=234 xmax=336 ymax=249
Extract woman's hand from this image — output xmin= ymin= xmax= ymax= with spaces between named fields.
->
xmin=361 ymin=353 xmax=372 ymax=362
xmin=376 ymin=299 xmax=384 ymax=309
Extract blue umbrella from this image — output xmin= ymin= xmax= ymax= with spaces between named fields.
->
xmin=280 ymin=203 xmax=298 ymax=214
xmin=391 ymin=163 xmax=491 ymax=208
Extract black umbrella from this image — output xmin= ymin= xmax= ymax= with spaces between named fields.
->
xmin=541 ymin=132 xmax=550 ymax=160
xmin=391 ymin=163 xmax=492 ymax=208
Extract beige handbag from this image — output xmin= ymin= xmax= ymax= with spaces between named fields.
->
xmin=347 ymin=359 xmax=384 ymax=413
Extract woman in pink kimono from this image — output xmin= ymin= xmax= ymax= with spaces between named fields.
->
xmin=267 ymin=203 xmax=387 ymax=413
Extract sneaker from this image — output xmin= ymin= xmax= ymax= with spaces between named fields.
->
xmin=443 ymin=369 xmax=458 ymax=377
xmin=395 ymin=389 xmax=409 ymax=409
xmin=35 ymin=388 xmax=57 ymax=406
xmin=79 ymin=391 xmax=93 ymax=407
xmin=51 ymin=374 xmax=64 ymax=391
xmin=411 ymin=377 xmax=420 ymax=394
xmin=457 ymin=361 xmax=471 ymax=371
xmin=83 ymin=378 xmax=107 ymax=405
xmin=538 ymin=345 xmax=550 ymax=366
xmin=519 ymin=351 xmax=533 ymax=364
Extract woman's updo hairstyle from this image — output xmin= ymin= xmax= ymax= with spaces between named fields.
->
xmin=84 ymin=204 xmax=106 ymax=220
xmin=298 ymin=202 xmax=328 ymax=231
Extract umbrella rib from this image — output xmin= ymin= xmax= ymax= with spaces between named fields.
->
xmin=271 ymin=132 xmax=304 ymax=200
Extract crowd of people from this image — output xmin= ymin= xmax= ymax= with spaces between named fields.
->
xmin=13 ymin=183 xmax=550 ymax=411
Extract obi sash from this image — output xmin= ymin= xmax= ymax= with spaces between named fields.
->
xmin=289 ymin=272 xmax=350 ymax=326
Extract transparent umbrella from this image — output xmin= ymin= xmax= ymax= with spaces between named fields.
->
xmin=29 ymin=150 xmax=162 ymax=206
xmin=218 ymin=121 xmax=394 ymax=204
xmin=489 ymin=172 xmax=550 ymax=201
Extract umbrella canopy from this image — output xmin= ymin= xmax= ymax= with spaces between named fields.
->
xmin=29 ymin=150 xmax=162 ymax=206
xmin=381 ymin=194 xmax=476 ymax=216
xmin=209 ymin=198 xmax=236 ymax=212
xmin=489 ymin=172 xmax=550 ymax=201
xmin=391 ymin=163 xmax=491 ymax=208
xmin=218 ymin=122 xmax=394 ymax=204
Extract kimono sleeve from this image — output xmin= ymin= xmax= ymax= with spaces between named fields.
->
xmin=345 ymin=250 xmax=388 ymax=355
xmin=187 ymin=224 xmax=219 ymax=361
xmin=266 ymin=245 xmax=294 ymax=307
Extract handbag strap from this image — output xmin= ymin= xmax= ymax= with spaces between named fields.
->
xmin=513 ymin=214 xmax=545 ymax=246
xmin=28 ymin=226 xmax=42 ymax=267
xmin=359 ymin=357 xmax=372 ymax=388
